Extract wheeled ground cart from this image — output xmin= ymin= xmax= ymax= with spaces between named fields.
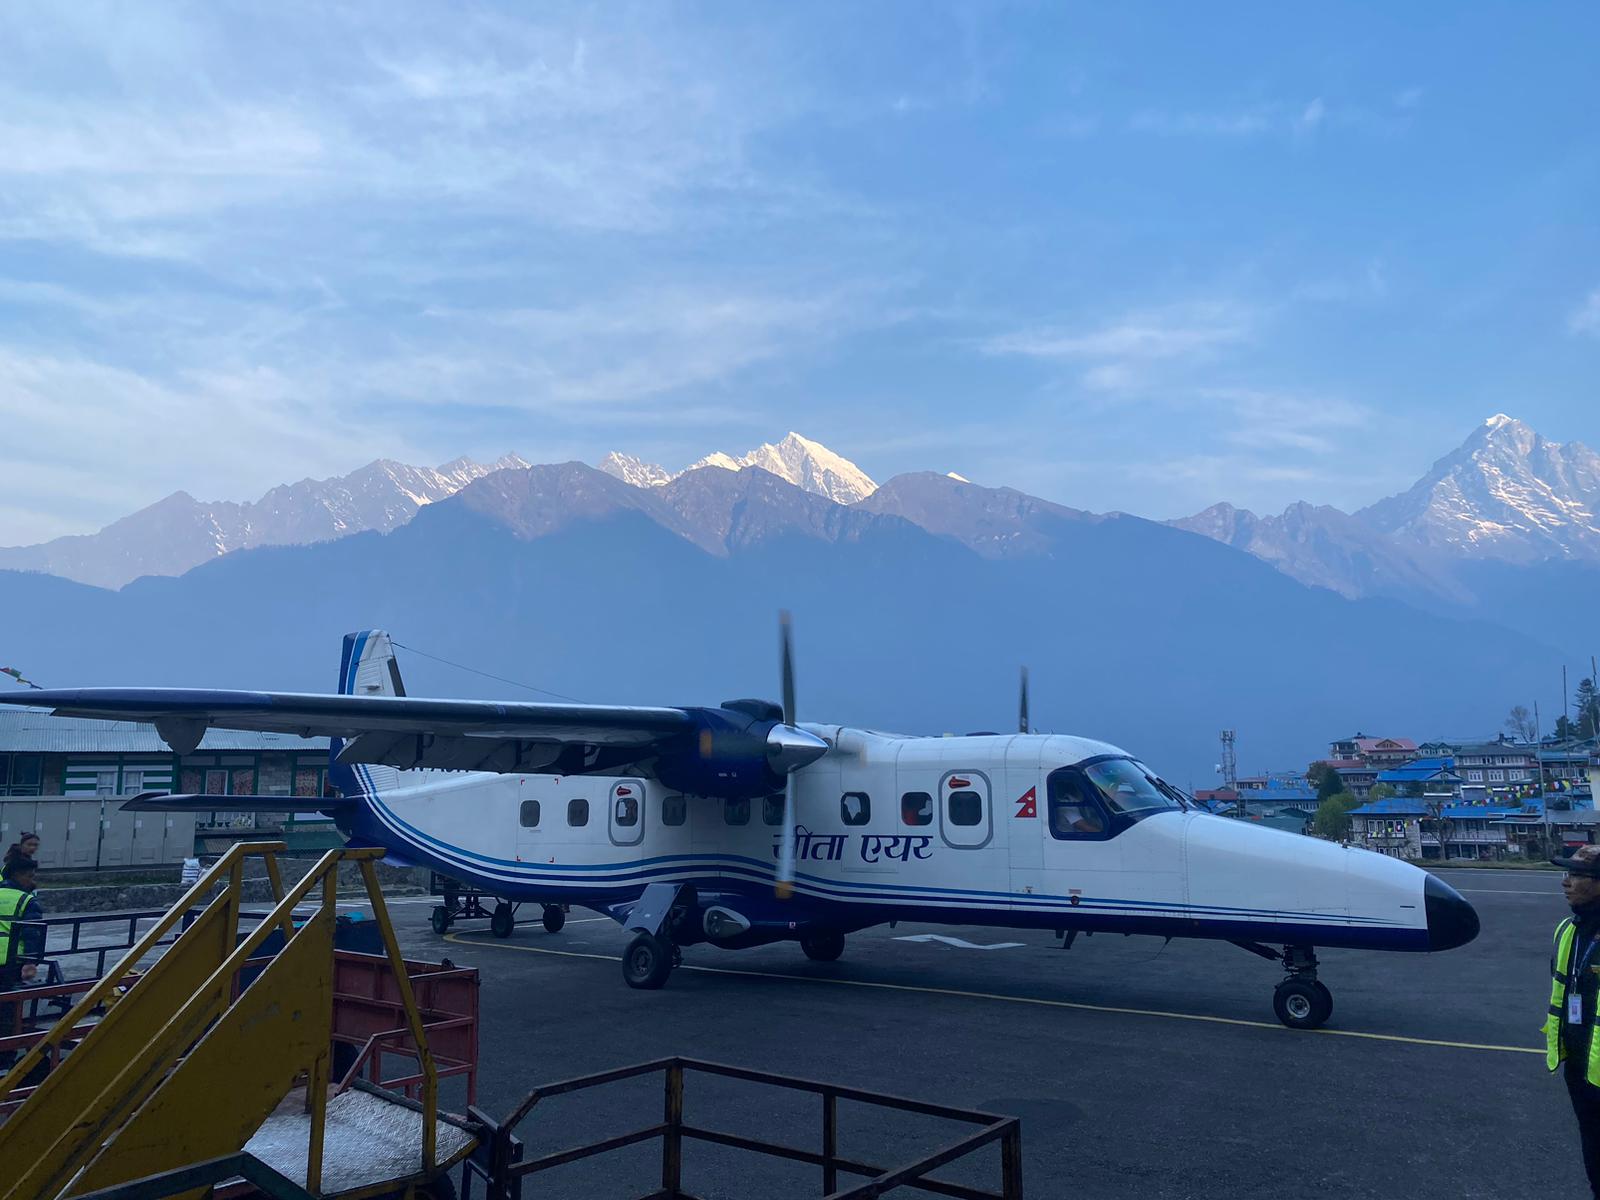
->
xmin=428 ymin=871 xmax=567 ymax=938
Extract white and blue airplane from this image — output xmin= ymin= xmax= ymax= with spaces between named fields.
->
xmin=1 ymin=623 xmax=1478 ymax=1029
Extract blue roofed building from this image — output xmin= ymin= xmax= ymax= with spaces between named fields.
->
xmin=1347 ymin=798 xmax=1427 ymax=859
xmin=1349 ymin=793 xmax=1533 ymax=861
xmin=1374 ymin=757 xmax=1463 ymax=797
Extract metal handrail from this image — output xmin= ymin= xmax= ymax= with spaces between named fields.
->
xmin=0 ymin=843 xmax=447 ymax=1200
xmin=333 ymin=1015 xmax=475 ymax=1098
xmin=66 ymin=1152 xmax=315 ymax=1200
xmin=0 ymin=839 xmax=287 ymax=1102
xmin=472 ymin=1055 xmax=1023 ymax=1200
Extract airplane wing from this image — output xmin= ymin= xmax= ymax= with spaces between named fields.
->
xmin=120 ymin=792 xmax=350 ymax=812
xmin=0 ymin=689 xmax=697 ymax=775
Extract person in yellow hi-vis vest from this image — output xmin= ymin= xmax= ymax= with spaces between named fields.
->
xmin=1549 ymin=843 xmax=1600 ymax=1197
xmin=0 ymin=854 xmax=43 ymax=1069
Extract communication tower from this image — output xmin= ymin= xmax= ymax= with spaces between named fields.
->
xmin=1219 ymin=730 xmax=1239 ymax=817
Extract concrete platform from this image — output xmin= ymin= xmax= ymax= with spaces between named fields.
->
xmin=351 ymin=872 xmax=1580 ymax=1199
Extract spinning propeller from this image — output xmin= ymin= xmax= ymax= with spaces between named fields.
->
xmin=1019 ymin=666 xmax=1030 ymax=734
xmin=773 ymin=611 xmax=813 ymax=899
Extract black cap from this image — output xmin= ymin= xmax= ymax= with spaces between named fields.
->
xmin=1551 ymin=852 xmax=1600 ymax=877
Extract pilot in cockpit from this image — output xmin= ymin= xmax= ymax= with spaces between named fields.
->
xmin=1049 ymin=772 xmax=1106 ymax=836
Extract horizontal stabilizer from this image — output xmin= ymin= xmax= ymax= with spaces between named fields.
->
xmin=119 ymin=792 xmax=353 ymax=813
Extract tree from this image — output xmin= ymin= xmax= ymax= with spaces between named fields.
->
xmin=1368 ymin=782 xmax=1396 ymax=802
xmin=1315 ymin=766 xmax=1346 ymax=801
xmin=1314 ymin=792 xmax=1362 ymax=841
xmin=1576 ymin=677 xmax=1600 ymax=741
xmin=1505 ymin=705 xmax=1536 ymax=742
xmin=1423 ymin=793 xmax=1455 ymax=861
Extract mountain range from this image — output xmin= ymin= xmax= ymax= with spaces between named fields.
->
xmin=1 ymin=414 xmax=1592 ymax=777
xmin=0 ymin=454 xmax=530 ymax=590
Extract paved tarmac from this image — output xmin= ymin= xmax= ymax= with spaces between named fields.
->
xmin=365 ymin=868 xmax=1574 ymax=1199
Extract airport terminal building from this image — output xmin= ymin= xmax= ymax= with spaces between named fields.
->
xmin=0 ymin=707 xmax=331 ymax=869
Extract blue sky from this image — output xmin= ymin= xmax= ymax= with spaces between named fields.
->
xmin=1 ymin=2 xmax=1596 ymax=544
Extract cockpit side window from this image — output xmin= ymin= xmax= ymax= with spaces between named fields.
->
xmin=1046 ymin=768 xmax=1112 ymax=841
xmin=1047 ymin=757 xmax=1182 ymax=840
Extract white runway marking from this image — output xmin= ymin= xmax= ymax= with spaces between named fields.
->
xmin=895 ymin=933 xmax=1025 ymax=951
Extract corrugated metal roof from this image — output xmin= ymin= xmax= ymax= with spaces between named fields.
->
xmin=1376 ymin=758 xmax=1461 ymax=782
xmin=0 ymin=707 xmax=329 ymax=753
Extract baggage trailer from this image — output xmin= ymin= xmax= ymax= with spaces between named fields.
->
xmin=428 ymin=871 xmax=567 ymax=938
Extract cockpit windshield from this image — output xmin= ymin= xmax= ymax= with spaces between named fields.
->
xmin=1082 ymin=757 xmax=1183 ymax=817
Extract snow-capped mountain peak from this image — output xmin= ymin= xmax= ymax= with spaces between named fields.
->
xmin=1356 ymin=414 xmax=1600 ymax=562
xmin=596 ymin=452 xmax=673 ymax=489
xmin=686 ymin=451 xmax=743 ymax=474
xmin=599 ymin=433 xmax=878 ymax=504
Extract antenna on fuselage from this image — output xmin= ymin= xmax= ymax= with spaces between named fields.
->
xmin=1019 ymin=667 xmax=1031 ymax=734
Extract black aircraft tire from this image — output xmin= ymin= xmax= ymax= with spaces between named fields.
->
xmin=800 ymin=931 xmax=845 ymax=962
xmin=623 ymin=933 xmax=674 ymax=989
xmin=430 ymin=906 xmax=451 ymax=936
xmin=1273 ymin=979 xmax=1329 ymax=1030
xmin=542 ymin=905 xmax=566 ymax=934
xmin=490 ymin=903 xmax=515 ymax=939
xmin=1312 ymin=980 xmax=1334 ymax=1022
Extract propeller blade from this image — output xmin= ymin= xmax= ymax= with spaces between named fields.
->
xmin=778 ymin=610 xmax=798 ymax=899
xmin=776 ymin=772 xmax=796 ymax=899
xmin=1019 ymin=666 xmax=1030 ymax=734
xmin=780 ymin=610 xmax=796 ymax=727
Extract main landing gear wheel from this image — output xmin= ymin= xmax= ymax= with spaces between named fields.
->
xmin=800 ymin=931 xmax=845 ymax=962
xmin=542 ymin=904 xmax=566 ymax=934
xmin=623 ymin=932 xmax=675 ymax=989
xmin=429 ymin=906 xmax=451 ymax=936
xmin=490 ymin=902 xmax=515 ymax=939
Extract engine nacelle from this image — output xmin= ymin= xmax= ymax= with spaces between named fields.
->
xmin=653 ymin=704 xmax=826 ymax=800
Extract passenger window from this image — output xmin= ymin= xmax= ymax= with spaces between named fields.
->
xmin=519 ymin=800 xmax=541 ymax=828
xmin=762 ymin=795 xmax=785 ymax=826
xmin=947 ymin=790 xmax=983 ymax=827
xmin=662 ymin=795 xmax=687 ymax=826
xmin=841 ymin=792 xmax=871 ymax=826
xmin=900 ymin=791 xmax=933 ymax=827
xmin=1047 ymin=770 xmax=1110 ymax=840
xmin=725 ymin=797 xmax=750 ymax=826
xmin=614 ymin=796 xmax=639 ymax=827
xmin=567 ymin=798 xmax=589 ymax=827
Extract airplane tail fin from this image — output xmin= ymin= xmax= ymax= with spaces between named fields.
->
xmin=330 ymin=630 xmax=406 ymax=797
xmin=339 ymin=630 xmax=407 ymax=699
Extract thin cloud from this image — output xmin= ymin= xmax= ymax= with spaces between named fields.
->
xmin=1568 ymin=289 xmax=1600 ymax=338
xmin=1128 ymin=100 xmax=1329 ymax=139
xmin=981 ymin=302 xmax=1254 ymax=394
xmin=983 ymin=303 xmax=1252 ymax=361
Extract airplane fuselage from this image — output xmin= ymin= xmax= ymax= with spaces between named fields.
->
xmin=342 ymin=725 xmax=1474 ymax=956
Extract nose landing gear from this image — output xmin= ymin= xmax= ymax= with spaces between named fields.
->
xmin=1271 ymin=945 xmax=1332 ymax=1030
xmin=1232 ymin=940 xmax=1333 ymax=1030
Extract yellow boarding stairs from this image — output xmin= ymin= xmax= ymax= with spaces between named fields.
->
xmin=0 ymin=843 xmax=474 ymax=1200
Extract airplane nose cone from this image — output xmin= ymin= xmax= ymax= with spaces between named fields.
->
xmin=1425 ymin=874 xmax=1480 ymax=951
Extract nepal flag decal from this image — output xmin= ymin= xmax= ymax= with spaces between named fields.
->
xmin=1015 ymin=787 xmax=1037 ymax=819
